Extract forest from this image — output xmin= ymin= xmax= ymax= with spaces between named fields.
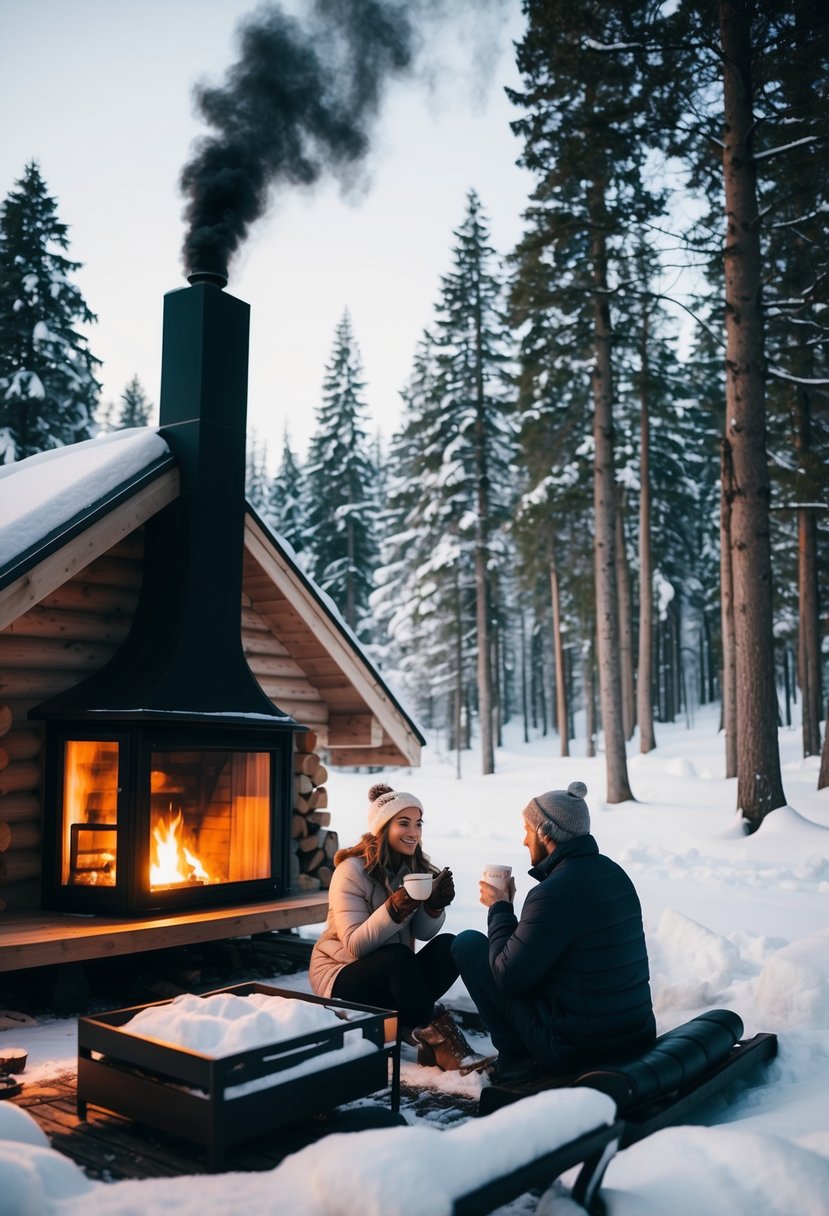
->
xmin=1 ymin=1 xmax=827 ymax=827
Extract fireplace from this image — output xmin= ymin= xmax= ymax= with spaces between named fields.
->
xmin=39 ymin=723 xmax=291 ymax=914
xmin=32 ymin=274 xmax=303 ymax=915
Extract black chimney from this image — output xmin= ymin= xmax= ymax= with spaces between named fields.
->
xmin=34 ymin=280 xmax=295 ymax=725
xmin=33 ymin=281 xmax=301 ymax=915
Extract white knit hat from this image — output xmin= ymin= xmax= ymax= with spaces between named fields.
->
xmin=367 ymin=782 xmax=424 ymax=836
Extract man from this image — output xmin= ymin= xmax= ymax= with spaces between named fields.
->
xmin=452 ymin=780 xmax=655 ymax=1083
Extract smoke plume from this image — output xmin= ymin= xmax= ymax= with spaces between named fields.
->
xmin=181 ymin=0 xmax=416 ymax=280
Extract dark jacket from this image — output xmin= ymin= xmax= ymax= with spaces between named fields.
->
xmin=487 ymin=834 xmax=655 ymax=1066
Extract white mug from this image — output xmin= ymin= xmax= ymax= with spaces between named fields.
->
xmin=482 ymin=864 xmax=512 ymax=898
xmin=403 ymin=872 xmax=434 ymax=900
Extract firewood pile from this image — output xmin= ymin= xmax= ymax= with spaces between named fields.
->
xmin=291 ymin=731 xmax=337 ymax=892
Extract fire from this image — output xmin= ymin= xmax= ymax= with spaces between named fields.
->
xmin=150 ymin=807 xmax=212 ymax=888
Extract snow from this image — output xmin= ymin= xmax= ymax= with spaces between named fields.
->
xmin=1 ymin=708 xmax=828 ymax=1214
xmin=116 ymin=990 xmax=378 ymax=1099
xmin=0 ymin=427 xmax=169 ymax=572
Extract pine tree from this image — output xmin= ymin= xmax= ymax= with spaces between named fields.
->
xmin=509 ymin=0 xmax=674 ymax=800
xmin=268 ymin=429 xmax=308 ymax=560
xmin=665 ymin=0 xmax=828 ymax=822
xmin=431 ymin=191 xmax=516 ymax=773
xmin=245 ymin=431 xmax=270 ymax=517
xmin=0 ymin=162 xmax=100 ymax=461
xmin=305 ymin=311 xmax=377 ymax=635
xmin=117 ymin=375 xmax=152 ymax=428
xmin=373 ymin=332 xmax=479 ymax=759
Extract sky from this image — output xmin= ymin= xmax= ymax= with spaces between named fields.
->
xmin=0 ymin=0 xmax=533 ymax=467
xmin=3 ymin=708 xmax=829 ymax=1213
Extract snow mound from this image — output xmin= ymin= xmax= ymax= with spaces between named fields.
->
xmin=590 ymin=1124 xmax=829 ymax=1216
xmin=651 ymin=908 xmax=740 ymax=1011
xmin=755 ymin=928 xmax=829 ymax=1029
xmin=0 ymin=1089 xmax=615 ymax=1216
xmin=0 ymin=1104 xmax=48 ymax=1149
xmin=0 ymin=1141 xmax=91 ymax=1215
xmin=665 ymin=756 xmax=697 ymax=778
xmin=748 ymin=805 xmax=829 ymax=846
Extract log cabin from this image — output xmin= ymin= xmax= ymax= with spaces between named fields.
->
xmin=0 ymin=276 xmax=424 ymax=972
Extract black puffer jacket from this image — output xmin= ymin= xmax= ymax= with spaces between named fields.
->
xmin=487 ymin=834 xmax=655 ymax=1065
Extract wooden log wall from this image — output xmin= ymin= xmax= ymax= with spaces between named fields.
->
xmin=0 ymin=531 xmax=345 ymax=915
xmin=0 ymin=538 xmax=140 ymax=912
xmin=290 ymin=730 xmax=337 ymax=892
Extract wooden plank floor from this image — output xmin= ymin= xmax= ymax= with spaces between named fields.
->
xmin=10 ymin=1072 xmax=478 ymax=1181
xmin=11 ymin=1072 xmax=386 ymax=1179
xmin=0 ymin=894 xmax=329 ymax=973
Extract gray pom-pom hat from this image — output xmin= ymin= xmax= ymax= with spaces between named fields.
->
xmin=523 ymin=781 xmax=590 ymax=843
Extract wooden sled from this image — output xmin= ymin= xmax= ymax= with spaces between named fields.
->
xmin=471 ymin=1009 xmax=777 ymax=1213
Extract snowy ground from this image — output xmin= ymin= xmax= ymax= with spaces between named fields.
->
xmin=2 ymin=706 xmax=828 ymax=1214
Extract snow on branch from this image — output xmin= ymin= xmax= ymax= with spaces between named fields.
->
xmin=768 ymin=367 xmax=829 ymax=386
xmin=754 ymin=135 xmax=818 ymax=161
xmin=582 ymin=38 xmax=644 ymax=52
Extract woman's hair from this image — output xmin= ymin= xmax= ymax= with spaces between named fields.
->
xmin=334 ymin=822 xmax=435 ymax=884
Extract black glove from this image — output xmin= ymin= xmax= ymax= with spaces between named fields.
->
xmin=386 ymin=887 xmax=419 ymax=923
xmin=425 ymin=868 xmax=455 ymax=914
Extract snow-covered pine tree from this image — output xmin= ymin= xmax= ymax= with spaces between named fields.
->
xmin=432 ymin=190 xmax=515 ymax=774
xmin=245 ymin=431 xmax=270 ymax=518
xmin=372 ymin=332 xmax=479 ymax=761
xmin=0 ymin=162 xmax=100 ymax=461
xmin=374 ymin=198 xmax=515 ymax=773
xmin=268 ymin=429 xmax=308 ymax=561
xmin=117 ymin=375 xmax=152 ymax=428
xmin=509 ymin=0 xmax=674 ymax=800
xmin=305 ymin=311 xmax=377 ymax=636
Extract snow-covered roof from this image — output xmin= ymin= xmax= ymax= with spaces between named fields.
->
xmin=0 ymin=428 xmax=172 ymax=588
xmin=0 ymin=428 xmax=423 ymax=759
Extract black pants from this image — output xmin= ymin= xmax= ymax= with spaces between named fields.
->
xmin=331 ymin=935 xmax=458 ymax=1028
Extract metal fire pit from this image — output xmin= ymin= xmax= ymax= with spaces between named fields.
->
xmin=77 ymin=982 xmax=400 ymax=1169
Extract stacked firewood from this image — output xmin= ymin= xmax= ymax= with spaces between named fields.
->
xmin=291 ymin=731 xmax=338 ymax=892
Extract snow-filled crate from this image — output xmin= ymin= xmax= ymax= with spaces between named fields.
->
xmin=76 ymin=981 xmax=400 ymax=1169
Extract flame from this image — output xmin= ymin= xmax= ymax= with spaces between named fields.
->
xmin=63 ymin=740 xmax=119 ymax=887
xmin=150 ymin=807 xmax=211 ymax=887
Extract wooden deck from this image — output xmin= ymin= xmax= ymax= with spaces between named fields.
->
xmin=11 ymin=1071 xmax=475 ymax=1182
xmin=0 ymin=894 xmax=328 ymax=972
xmin=13 ymin=1073 xmax=380 ymax=1179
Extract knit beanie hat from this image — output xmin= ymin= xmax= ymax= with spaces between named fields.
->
xmin=523 ymin=781 xmax=590 ymax=843
xmin=367 ymin=783 xmax=424 ymax=836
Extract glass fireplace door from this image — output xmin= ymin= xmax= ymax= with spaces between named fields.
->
xmin=149 ymin=749 xmax=271 ymax=892
xmin=62 ymin=739 xmax=120 ymax=888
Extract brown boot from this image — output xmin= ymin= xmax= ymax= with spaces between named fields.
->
xmin=413 ymin=1007 xmax=495 ymax=1073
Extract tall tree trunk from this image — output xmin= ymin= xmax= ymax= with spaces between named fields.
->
xmin=584 ymin=636 xmax=597 ymax=759
xmin=719 ymin=0 xmax=786 ymax=827
xmin=589 ymin=193 xmax=633 ymax=802
xmin=549 ymin=538 xmax=569 ymax=757
xmin=797 ymin=502 xmax=821 ymax=757
xmin=638 ymin=317 xmax=656 ymax=752
xmin=492 ymin=620 xmax=503 ymax=748
xmin=473 ymin=273 xmax=494 ymax=775
xmin=819 ymin=714 xmax=829 ymax=790
xmin=520 ymin=608 xmax=530 ymax=744
xmin=615 ymin=492 xmax=636 ymax=740
xmin=454 ymin=566 xmax=463 ymax=779
xmin=720 ymin=439 xmax=738 ymax=777
xmin=793 ymin=384 xmax=822 ymax=757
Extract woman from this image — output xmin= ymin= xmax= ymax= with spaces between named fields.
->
xmin=309 ymin=782 xmax=488 ymax=1072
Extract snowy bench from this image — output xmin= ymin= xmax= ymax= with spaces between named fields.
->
xmin=479 ymin=1008 xmax=778 ymax=1151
